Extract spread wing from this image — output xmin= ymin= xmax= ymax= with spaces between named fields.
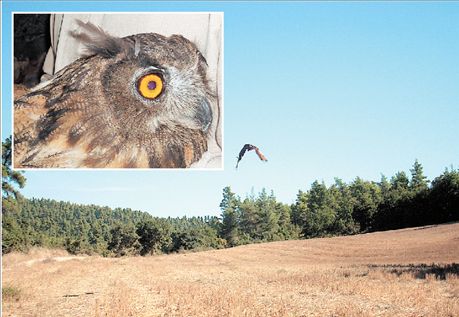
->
xmin=254 ymin=148 xmax=268 ymax=162
xmin=235 ymin=144 xmax=267 ymax=168
xmin=236 ymin=144 xmax=252 ymax=168
xmin=238 ymin=144 xmax=254 ymax=159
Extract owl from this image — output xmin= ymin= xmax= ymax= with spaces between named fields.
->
xmin=14 ymin=20 xmax=216 ymax=168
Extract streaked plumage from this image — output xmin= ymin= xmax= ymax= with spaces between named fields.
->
xmin=14 ymin=20 xmax=215 ymax=168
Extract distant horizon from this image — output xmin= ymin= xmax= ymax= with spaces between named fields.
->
xmin=2 ymin=1 xmax=458 ymax=218
xmin=15 ymin=159 xmax=456 ymax=219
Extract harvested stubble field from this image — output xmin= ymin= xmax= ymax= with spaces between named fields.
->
xmin=2 ymin=223 xmax=459 ymax=317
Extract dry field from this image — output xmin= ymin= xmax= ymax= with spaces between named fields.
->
xmin=2 ymin=223 xmax=459 ymax=317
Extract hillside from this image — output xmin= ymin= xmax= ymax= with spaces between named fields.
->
xmin=3 ymin=153 xmax=459 ymax=257
xmin=3 ymin=222 xmax=458 ymax=316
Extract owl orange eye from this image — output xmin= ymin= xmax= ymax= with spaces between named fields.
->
xmin=137 ymin=73 xmax=163 ymax=99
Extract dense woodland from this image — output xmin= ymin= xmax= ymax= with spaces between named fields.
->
xmin=2 ymin=137 xmax=459 ymax=256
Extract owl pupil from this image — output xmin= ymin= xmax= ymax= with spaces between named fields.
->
xmin=148 ymin=81 xmax=157 ymax=90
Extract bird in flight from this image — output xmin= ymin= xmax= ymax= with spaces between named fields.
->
xmin=236 ymin=144 xmax=268 ymax=168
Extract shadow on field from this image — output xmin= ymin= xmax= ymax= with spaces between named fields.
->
xmin=413 ymin=224 xmax=439 ymax=231
xmin=368 ymin=263 xmax=459 ymax=280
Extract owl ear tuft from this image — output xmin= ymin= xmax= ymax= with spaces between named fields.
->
xmin=70 ymin=20 xmax=133 ymax=58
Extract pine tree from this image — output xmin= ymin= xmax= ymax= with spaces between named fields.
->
xmin=410 ymin=160 xmax=429 ymax=193
xmin=136 ymin=219 xmax=171 ymax=255
xmin=2 ymin=137 xmax=28 ymax=253
xmin=391 ymin=172 xmax=410 ymax=192
xmin=239 ymin=196 xmax=259 ymax=242
xmin=108 ymin=223 xmax=140 ymax=257
xmin=296 ymin=180 xmax=337 ymax=237
xmin=331 ymin=178 xmax=358 ymax=235
xmin=276 ymin=202 xmax=300 ymax=240
xmin=350 ymin=177 xmax=381 ymax=232
xmin=2 ymin=137 xmax=26 ymax=201
xmin=291 ymin=190 xmax=308 ymax=229
xmin=429 ymin=168 xmax=459 ymax=223
xmin=256 ymin=189 xmax=280 ymax=241
xmin=219 ymin=186 xmax=240 ymax=247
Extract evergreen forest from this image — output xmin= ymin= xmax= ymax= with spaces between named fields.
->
xmin=2 ymin=137 xmax=458 ymax=256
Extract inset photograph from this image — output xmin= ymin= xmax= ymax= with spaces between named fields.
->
xmin=13 ymin=13 xmax=223 ymax=169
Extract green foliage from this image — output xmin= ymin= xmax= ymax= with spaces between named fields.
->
xmin=390 ymin=171 xmax=411 ymax=200
xmin=167 ymin=216 xmax=225 ymax=252
xmin=2 ymin=198 xmax=229 ymax=256
xmin=219 ymin=186 xmax=240 ymax=246
xmin=2 ymin=215 xmax=28 ymax=254
xmin=304 ymin=181 xmax=337 ymax=237
xmin=291 ymin=190 xmax=308 ymax=229
xmin=2 ymin=137 xmax=26 ymax=200
xmin=2 ymin=137 xmax=28 ymax=254
xmin=256 ymin=189 xmax=280 ymax=241
xmin=108 ymin=223 xmax=140 ymax=257
xmin=410 ymin=159 xmax=429 ymax=194
xmin=221 ymin=187 xmax=301 ymax=245
xmin=137 ymin=219 xmax=171 ymax=255
xmin=429 ymin=168 xmax=459 ymax=223
xmin=171 ymin=224 xmax=225 ymax=252
xmin=293 ymin=181 xmax=340 ymax=238
xmin=2 ymin=286 xmax=21 ymax=301
xmin=239 ymin=196 xmax=260 ymax=240
xmin=330 ymin=179 xmax=359 ymax=235
xmin=350 ymin=177 xmax=381 ymax=232
xmin=379 ymin=175 xmax=392 ymax=200
xmin=292 ymin=161 xmax=458 ymax=236
xmin=276 ymin=202 xmax=301 ymax=240
xmin=1 ymin=156 xmax=457 ymax=257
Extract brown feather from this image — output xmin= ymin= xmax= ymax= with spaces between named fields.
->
xmin=69 ymin=20 xmax=134 ymax=58
xmin=14 ymin=23 xmax=214 ymax=168
xmin=255 ymin=148 xmax=268 ymax=162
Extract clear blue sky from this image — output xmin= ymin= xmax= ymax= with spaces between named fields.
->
xmin=2 ymin=1 xmax=458 ymax=218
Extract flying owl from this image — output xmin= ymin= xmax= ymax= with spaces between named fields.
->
xmin=236 ymin=144 xmax=268 ymax=168
xmin=14 ymin=20 xmax=216 ymax=168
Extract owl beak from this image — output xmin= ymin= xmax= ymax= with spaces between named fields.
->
xmin=196 ymin=99 xmax=212 ymax=132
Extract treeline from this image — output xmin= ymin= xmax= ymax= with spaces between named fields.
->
xmin=2 ymin=136 xmax=459 ymax=256
xmin=219 ymin=187 xmax=300 ymax=247
xmin=2 ymin=189 xmax=297 ymax=255
xmin=2 ymin=198 xmax=226 ymax=256
xmin=219 ymin=161 xmax=459 ymax=244
xmin=3 ymin=161 xmax=458 ymax=256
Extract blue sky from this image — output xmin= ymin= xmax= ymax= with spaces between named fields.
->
xmin=2 ymin=1 xmax=458 ymax=218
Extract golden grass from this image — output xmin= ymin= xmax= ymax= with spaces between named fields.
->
xmin=3 ymin=223 xmax=459 ymax=316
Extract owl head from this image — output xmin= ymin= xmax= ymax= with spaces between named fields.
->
xmin=14 ymin=20 xmax=216 ymax=168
